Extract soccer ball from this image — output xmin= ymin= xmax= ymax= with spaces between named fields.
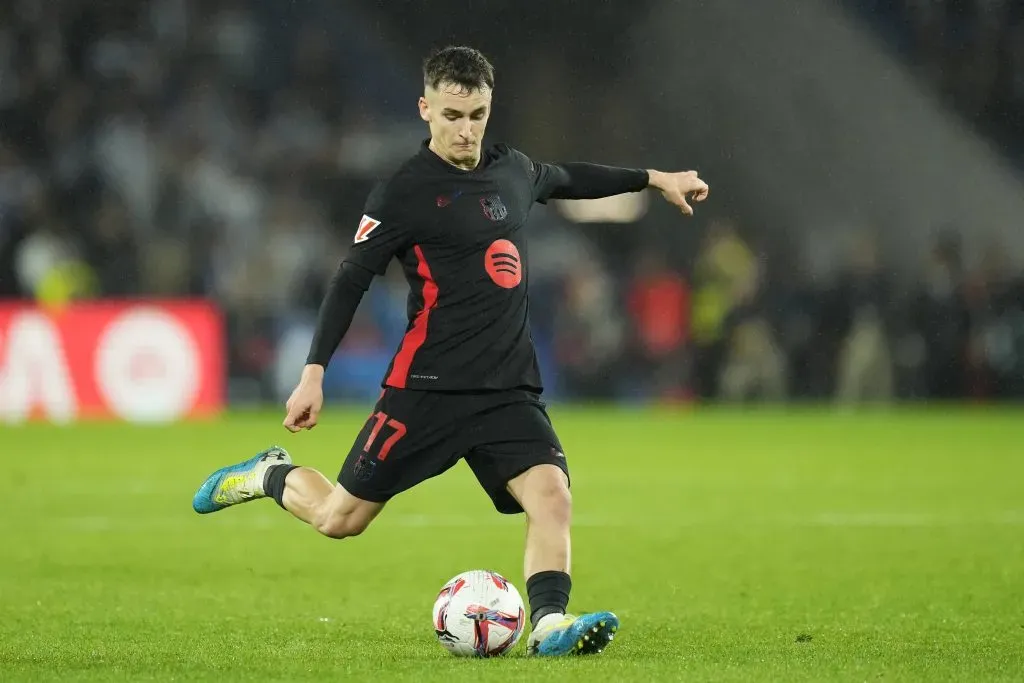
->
xmin=432 ymin=569 xmax=525 ymax=657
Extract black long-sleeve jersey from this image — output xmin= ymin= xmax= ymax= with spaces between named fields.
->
xmin=307 ymin=140 xmax=649 ymax=393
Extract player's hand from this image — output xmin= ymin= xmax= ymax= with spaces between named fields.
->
xmin=648 ymin=170 xmax=709 ymax=216
xmin=283 ymin=365 xmax=325 ymax=433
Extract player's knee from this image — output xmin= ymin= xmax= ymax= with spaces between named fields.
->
xmin=523 ymin=471 xmax=572 ymax=527
xmin=314 ymin=508 xmax=372 ymax=539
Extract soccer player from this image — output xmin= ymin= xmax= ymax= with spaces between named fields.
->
xmin=193 ymin=46 xmax=708 ymax=656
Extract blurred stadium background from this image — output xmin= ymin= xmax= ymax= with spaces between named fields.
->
xmin=2 ymin=0 xmax=1023 ymax=418
xmin=3 ymin=3 xmax=1024 ymax=680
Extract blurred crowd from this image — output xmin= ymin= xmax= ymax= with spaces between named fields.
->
xmin=553 ymin=223 xmax=1024 ymax=404
xmin=1 ymin=0 xmax=1022 ymax=404
xmin=0 ymin=0 xmax=417 ymax=397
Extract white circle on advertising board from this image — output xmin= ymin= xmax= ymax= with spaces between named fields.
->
xmin=95 ymin=308 xmax=201 ymax=423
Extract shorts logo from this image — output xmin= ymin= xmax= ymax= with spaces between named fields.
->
xmin=485 ymin=239 xmax=522 ymax=289
xmin=352 ymin=454 xmax=377 ymax=481
xmin=480 ymin=195 xmax=508 ymax=222
xmin=354 ymin=215 xmax=381 ymax=243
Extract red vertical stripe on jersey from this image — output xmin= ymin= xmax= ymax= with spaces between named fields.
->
xmin=386 ymin=245 xmax=438 ymax=388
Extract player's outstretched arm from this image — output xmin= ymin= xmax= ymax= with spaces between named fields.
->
xmin=283 ymin=261 xmax=375 ymax=433
xmin=531 ymin=157 xmax=709 ymax=216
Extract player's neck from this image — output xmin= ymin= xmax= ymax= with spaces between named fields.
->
xmin=428 ymin=138 xmax=480 ymax=172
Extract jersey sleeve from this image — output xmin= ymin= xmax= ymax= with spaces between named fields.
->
xmin=508 ymin=147 xmax=568 ymax=203
xmin=528 ymin=160 xmax=572 ymax=204
xmin=510 ymin=147 xmax=649 ymax=204
xmin=344 ymin=181 xmax=412 ymax=275
xmin=305 ymin=261 xmax=375 ymax=367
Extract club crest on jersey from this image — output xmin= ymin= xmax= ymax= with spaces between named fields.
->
xmin=354 ymin=215 xmax=381 ymax=243
xmin=480 ymin=195 xmax=508 ymax=222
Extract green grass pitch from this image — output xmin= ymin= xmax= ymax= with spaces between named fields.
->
xmin=2 ymin=407 xmax=1022 ymax=682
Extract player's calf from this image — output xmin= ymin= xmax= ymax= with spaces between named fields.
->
xmin=271 ymin=472 xmax=385 ymax=539
xmin=313 ymin=505 xmax=374 ymax=538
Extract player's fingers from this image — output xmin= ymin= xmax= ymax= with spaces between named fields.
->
xmin=678 ymin=196 xmax=693 ymax=215
xmin=283 ymin=409 xmax=305 ymax=432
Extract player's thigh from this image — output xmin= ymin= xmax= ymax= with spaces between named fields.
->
xmin=337 ymin=388 xmax=465 ymax=505
xmin=463 ymin=393 xmax=569 ymax=514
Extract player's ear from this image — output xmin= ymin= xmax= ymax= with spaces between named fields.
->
xmin=418 ymin=96 xmax=430 ymax=123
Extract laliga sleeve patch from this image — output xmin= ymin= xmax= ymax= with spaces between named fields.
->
xmin=354 ymin=215 xmax=382 ymax=243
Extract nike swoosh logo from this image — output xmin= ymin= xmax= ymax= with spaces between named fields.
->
xmin=437 ymin=189 xmax=463 ymax=208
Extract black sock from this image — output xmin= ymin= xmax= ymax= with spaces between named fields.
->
xmin=526 ymin=570 xmax=572 ymax=628
xmin=263 ymin=464 xmax=298 ymax=509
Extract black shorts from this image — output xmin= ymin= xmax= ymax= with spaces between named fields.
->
xmin=338 ymin=388 xmax=568 ymax=514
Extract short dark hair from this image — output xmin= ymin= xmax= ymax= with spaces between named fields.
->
xmin=423 ymin=46 xmax=495 ymax=92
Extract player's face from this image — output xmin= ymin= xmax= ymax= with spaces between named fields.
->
xmin=419 ymin=82 xmax=492 ymax=170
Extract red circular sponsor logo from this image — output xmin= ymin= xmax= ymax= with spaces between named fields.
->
xmin=485 ymin=239 xmax=522 ymax=288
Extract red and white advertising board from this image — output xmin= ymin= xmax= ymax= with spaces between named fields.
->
xmin=0 ymin=301 xmax=224 ymax=423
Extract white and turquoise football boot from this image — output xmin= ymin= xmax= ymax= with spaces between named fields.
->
xmin=192 ymin=447 xmax=291 ymax=514
xmin=526 ymin=611 xmax=619 ymax=656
